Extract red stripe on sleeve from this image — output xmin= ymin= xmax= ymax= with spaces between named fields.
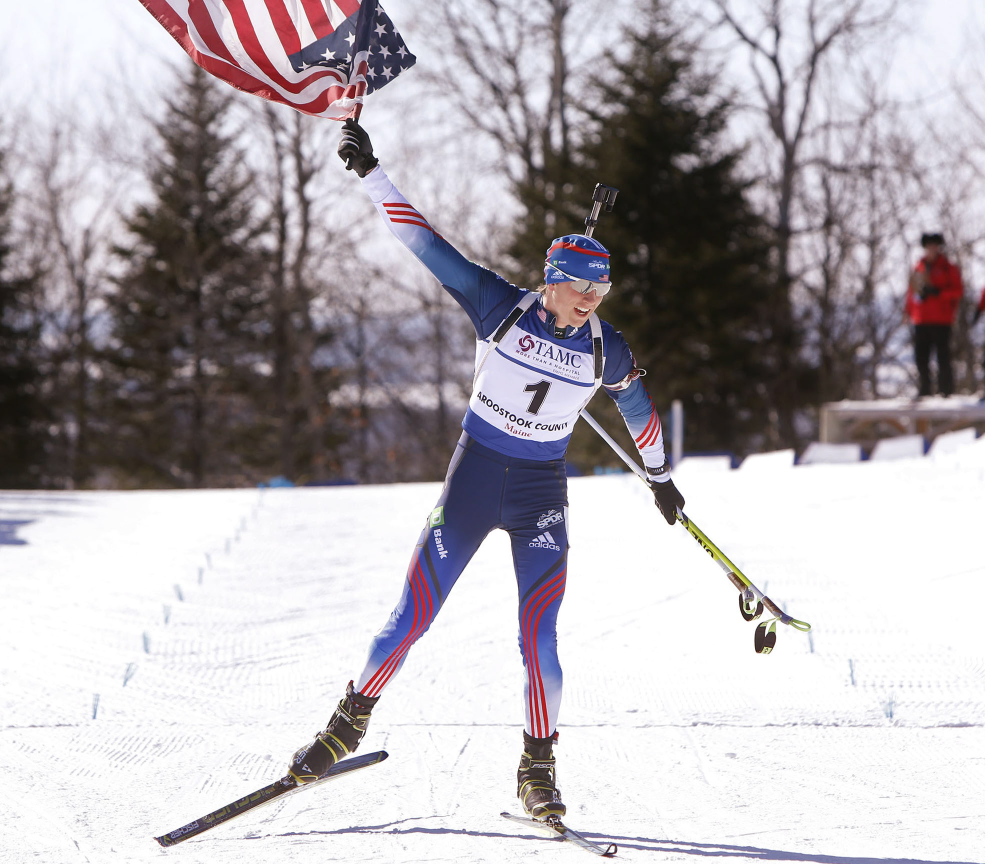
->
xmin=635 ymin=412 xmax=661 ymax=449
xmin=388 ymin=217 xmax=434 ymax=230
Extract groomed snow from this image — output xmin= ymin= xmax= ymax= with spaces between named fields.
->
xmin=0 ymin=437 xmax=986 ymax=863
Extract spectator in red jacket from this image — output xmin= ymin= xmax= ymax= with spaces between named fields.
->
xmin=906 ymin=232 xmax=963 ymax=396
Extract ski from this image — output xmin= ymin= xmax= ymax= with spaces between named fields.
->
xmin=501 ymin=811 xmax=617 ymax=857
xmin=155 ymin=750 xmax=388 ymax=847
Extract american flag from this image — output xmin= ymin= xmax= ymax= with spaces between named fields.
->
xmin=138 ymin=0 xmax=416 ymax=120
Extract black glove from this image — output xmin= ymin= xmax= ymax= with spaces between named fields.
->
xmin=650 ymin=478 xmax=685 ymax=525
xmin=920 ymin=285 xmax=941 ymax=299
xmin=338 ymin=119 xmax=379 ymax=177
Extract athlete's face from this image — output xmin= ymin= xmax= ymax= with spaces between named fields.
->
xmin=542 ymin=281 xmax=605 ymax=328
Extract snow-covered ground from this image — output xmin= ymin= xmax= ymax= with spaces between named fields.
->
xmin=0 ymin=436 xmax=987 ymax=864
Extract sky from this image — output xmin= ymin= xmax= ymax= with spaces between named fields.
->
xmin=0 ymin=1 xmax=989 ymax=398
xmin=1 ymin=0 xmax=986 ymax=254
xmin=0 ymin=431 xmax=988 ymax=863
xmin=0 ymin=0 xmax=985 ymax=114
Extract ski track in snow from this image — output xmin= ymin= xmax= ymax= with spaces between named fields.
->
xmin=0 ymin=440 xmax=986 ymax=863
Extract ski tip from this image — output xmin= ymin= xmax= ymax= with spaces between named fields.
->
xmin=359 ymin=749 xmax=389 ymax=765
xmin=356 ymin=749 xmax=389 ymax=762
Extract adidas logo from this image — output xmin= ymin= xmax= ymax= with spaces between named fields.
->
xmin=529 ymin=532 xmax=561 ymax=551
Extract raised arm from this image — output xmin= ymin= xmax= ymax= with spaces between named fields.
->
xmin=339 ymin=119 xmax=522 ymax=339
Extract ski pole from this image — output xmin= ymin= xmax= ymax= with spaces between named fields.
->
xmin=579 ymin=409 xmax=811 ymax=653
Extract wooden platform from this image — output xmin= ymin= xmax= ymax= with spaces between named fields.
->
xmin=819 ymin=396 xmax=985 ymax=446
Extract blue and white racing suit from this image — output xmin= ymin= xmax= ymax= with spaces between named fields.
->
xmin=353 ymin=168 xmax=668 ymax=738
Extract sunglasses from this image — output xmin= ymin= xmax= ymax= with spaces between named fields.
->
xmin=548 ymin=264 xmax=613 ymax=297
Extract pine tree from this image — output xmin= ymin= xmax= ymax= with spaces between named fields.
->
xmin=0 ymin=146 xmax=49 ymax=488
xmin=258 ymin=107 xmax=347 ymax=485
xmin=104 ymin=66 xmax=270 ymax=487
xmin=508 ymin=2 xmax=789 ymax=462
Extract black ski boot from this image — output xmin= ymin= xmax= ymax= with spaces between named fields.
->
xmin=288 ymin=682 xmax=379 ymax=785
xmin=517 ymin=731 xmax=566 ymax=821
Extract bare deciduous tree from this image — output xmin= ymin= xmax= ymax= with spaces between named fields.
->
xmin=704 ymin=0 xmax=984 ymax=408
xmin=414 ymin=0 xmax=616 ymax=241
xmin=259 ymin=105 xmax=340 ymax=481
xmin=703 ymin=0 xmax=918 ymax=428
xmin=27 ymin=114 xmax=123 ymax=487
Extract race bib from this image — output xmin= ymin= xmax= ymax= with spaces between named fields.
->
xmin=470 ymin=321 xmax=596 ymax=444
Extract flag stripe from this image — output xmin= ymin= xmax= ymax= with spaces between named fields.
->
xmin=300 ymin=0 xmax=334 ymax=39
xmin=224 ymin=0 xmax=296 ymax=90
xmin=261 ymin=0 xmax=303 ymax=57
xmin=332 ymin=0 xmax=362 ymax=17
xmin=224 ymin=0 xmax=343 ymax=95
xmin=137 ymin=0 xmax=414 ymax=121
xmin=190 ymin=0 xmax=240 ymax=66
